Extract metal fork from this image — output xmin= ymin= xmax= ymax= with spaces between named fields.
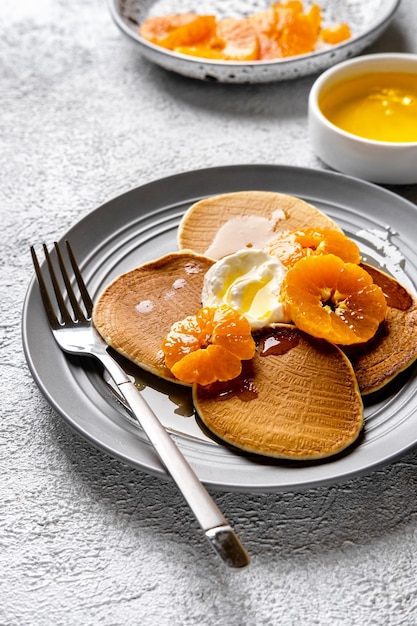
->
xmin=30 ymin=241 xmax=250 ymax=569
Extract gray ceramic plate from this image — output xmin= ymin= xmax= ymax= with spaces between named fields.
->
xmin=108 ymin=0 xmax=400 ymax=83
xmin=23 ymin=165 xmax=417 ymax=492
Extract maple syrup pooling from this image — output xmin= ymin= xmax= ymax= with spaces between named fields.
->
xmin=258 ymin=326 xmax=301 ymax=356
xmin=198 ymin=327 xmax=301 ymax=403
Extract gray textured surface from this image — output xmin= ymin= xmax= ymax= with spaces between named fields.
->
xmin=2 ymin=1 xmax=417 ymax=624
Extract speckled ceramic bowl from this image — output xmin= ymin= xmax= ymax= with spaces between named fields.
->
xmin=308 ymin=53 xmax=417 ymax=184
xmin=108 ymin=0 xmax=400 ymax=83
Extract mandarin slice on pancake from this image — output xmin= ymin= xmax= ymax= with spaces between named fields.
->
xmin=193 ymin=325 xmax=363 ymax=460
xmin=281 ymin=254 xmax=387 ymax=345
xmin=265 ymin=227 xmax=361 ymax=267
xmin=343 ymin=264 xmax=417 ymax=395
xmin=177 ymin=191 xmax=342 ymax=259
xmin=161 ymin=305 xmax=256 ymax=385
xmin=93 ymin=252 xmax=214 ymax=383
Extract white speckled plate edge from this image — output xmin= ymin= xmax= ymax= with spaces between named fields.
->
xmin=108 ymin=0 xmax=401 ymax=83
xmin=22 ymin=164 xmax=417 ymax=493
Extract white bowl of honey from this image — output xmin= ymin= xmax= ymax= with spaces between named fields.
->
xmin=308 ymin=53 xmax=417 ymax=184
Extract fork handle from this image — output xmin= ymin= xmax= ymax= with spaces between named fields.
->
xmin=96 ymin=350 xmax=250 ymax=569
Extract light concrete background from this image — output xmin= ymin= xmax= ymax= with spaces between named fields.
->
xmin=2 ymin=1 xmax=417 ymax=624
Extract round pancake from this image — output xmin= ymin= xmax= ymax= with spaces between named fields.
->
xmin=193 ymin=326 xmax=363 ymax=460
xmin=344 ymin=264 xmax=417 ymax=395
xmin=177 ymin=191 xmax=342 ymax=258
xmin=93 ymin=252 xmax=214 ymax=383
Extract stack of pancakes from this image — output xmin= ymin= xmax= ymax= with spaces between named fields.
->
xmin=93 ymin=191 xmax=417 ymax=461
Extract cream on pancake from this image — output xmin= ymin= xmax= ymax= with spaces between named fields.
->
xmin=177 ymin=191 xmax=342 ymax=259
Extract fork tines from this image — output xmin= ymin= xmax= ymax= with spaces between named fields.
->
xmin=31 ymin=241 xmax=93 ymax=328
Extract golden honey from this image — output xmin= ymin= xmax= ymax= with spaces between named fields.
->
xmin=319 ymin=72 xmax=417 ymax=142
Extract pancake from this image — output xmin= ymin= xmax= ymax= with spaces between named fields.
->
xmin=343 ymin=264 xmax=417 ymax=395
xmin=193 ymin=325 xmax=363 ymax=460
xmin=93 ymin=252 xmax=214 ymax=383
xmin=177 ymin=190 xmax=342 ymax=259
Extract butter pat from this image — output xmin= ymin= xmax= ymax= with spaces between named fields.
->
xmin=202 ymin=249 xmax=290 ymax=330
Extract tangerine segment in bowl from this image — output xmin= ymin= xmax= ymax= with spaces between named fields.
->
xmin=193 ymin=326 xmax=363 ymax=460
xmin=265 ymin=227 xmax=361 ymax=267
xmin=282 ymin=254 xmax=387 ymax=345
xmin=139 ymin=2 xmax=351 ymax=62
xmin=139 ymin=14 xmax=216 ymax=49
xmin=276 ymin=3 xmax=321 ymax=57
xmin=162 ymin=305 xmax=256 ymax=385
xmin=215 ymin=18 xmax=260 ymax=61
xmin=320 ymin=23 xmax=352 ymax=45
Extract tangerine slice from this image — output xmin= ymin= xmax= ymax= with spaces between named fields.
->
xmin=307 ymin=4 xmax=322 ymax=35
xmin=139 ymin=13 xmax=196 ymax=43
xmin=161 ymin=305 xmax=256 ymax=385
xmin=249 ymin=8 xmax=278 ymax=36
xmin=281 ymin=254 xmax=387 ymax=345
xmin=273 ymin=1 xmax=304 ymax=12
xmin=140 ymin=14 xmax=216 ymax=49
xmin=265 ymin=227 xmax=361 ymax=267
xmin=172 ymin=345 xmax=243 ymax=386
xmin=321 ymin=23 xmax=351 ymax=45
xmin=258 ymin=33 xmax=283 ymax=59
xmin=216 ymin=18 xmax=260 ymax=61
xmin=276 ymin=8 xmax=318 ymax=56
xmin=174 ymin=44 xmax=225 ymax=60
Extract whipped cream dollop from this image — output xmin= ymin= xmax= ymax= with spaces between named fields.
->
xmin=201 ymin=249 xmax=290 ymax=330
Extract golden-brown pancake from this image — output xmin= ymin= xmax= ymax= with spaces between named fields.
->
xmin=344 ymin=264 xmax=417 ymax=395
xmin=177 ymin=191 xmax=342 ymax=258
xmin=93 ymin=252 xmax=214 ymax=383
xmin=193 ymin=325 xmax=363 ymax=460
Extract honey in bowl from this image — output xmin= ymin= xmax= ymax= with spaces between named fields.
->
xmin=319 ymin=72 xmax=417 ymax=143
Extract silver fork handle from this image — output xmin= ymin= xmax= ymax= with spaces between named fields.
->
xmin=94 ymin=348 xmax=250 ymax=569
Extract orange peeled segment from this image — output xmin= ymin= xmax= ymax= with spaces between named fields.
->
xmin=321 ymin=23 xmax=351 ymax=45
xmin=216 ymin=18 xmax=260 ymax=61
xmin=174 ymin=45 xmax=225 ymax=60
xmin=276 ymin=4 xmax=321 ymax=57
xmin=249 ymin=8 xmax=277 ymax=36
xmin=274 ymin=1 xmax=305 ymax=12
xmin=173 ymin=16 xmax=261 ymax=61
xmin=139 ymin=14 xmax=216 ymax=49
xmin=257 ymin=33 xmax=283 ymax=59
xmin=281 ymin=254 xmax=387 ymax=345
xmin=307 ymin=3 xmax=321 ymax=34
xmin=161 ymin=305 xmax=256 ymax=385
xmin=265 ymin=227 xmax=361 ymax=267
